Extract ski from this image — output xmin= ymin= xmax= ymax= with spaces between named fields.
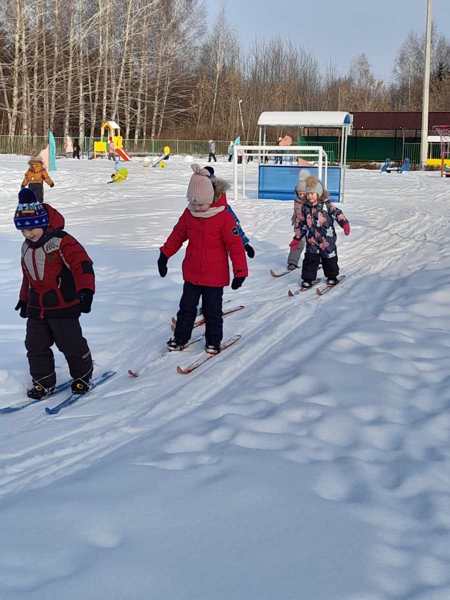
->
xmin=45 ymin=370 xmax=116 ymax=415
xmin=127 ymin=335 xmax=203 ymax=378
xmin=288 ymin=279 xmax=321 ymax=297
xmin=0 ymin=379 xmax=73 ymax=414
xmin=270 ymin=268 xmax=297 ymax=278
xmin=171 ymin=305 xmax=245 ymax=331
xmin=176 ymin=335 xmax=241 ymax=375
xmin=316 ymin=275 xmax=347 ymax=296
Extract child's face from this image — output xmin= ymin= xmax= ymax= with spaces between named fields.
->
xmin=192 ymin=200 xmax=211 ymax=212
xmin=307 ymin=192 xmax=319 ymax=205
xmin=21 ymin=228 xmax=44 ymax=242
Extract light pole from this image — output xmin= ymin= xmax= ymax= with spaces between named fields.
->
xmin=238 ymin=99 xmax=245 ymax=140
xmin=420 ymin=0 xmax=432 ymax=169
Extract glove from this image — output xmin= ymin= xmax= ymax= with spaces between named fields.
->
xmin=50 ymin=182 xmax=55 ymax=188
xmin=78 ymin=289 xmax=94 ymax=313
xmin=231 ymin=276 xmax=246 ymax=290
xmin=343 ymin=222 xmax=351 ymax=236
xmin=289 ymin=237 xmax=300 ymax=250
xmin=158 ymin=251 xmax=168 ymax=277
xmin=14 ymin=299 xmax=27 ymax=318
xmin=244 ymin=243 xmax=255 ymax=259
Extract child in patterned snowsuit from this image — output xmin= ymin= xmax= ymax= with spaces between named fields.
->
xmin=21 ymin=156 xmax=54 ymax=203
xmin=292 ymin=175 xmax=350 ymax=288
xmin=13 ymin=189 xmax=95 ymax=399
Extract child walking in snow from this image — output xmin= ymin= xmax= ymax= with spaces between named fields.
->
xmin=158 ymin=165 xmax=248 ymax=354
xmin=293 ymin=174 xmax=350 ymax=288
xmin=21 ymin=156 xmax=54 ymax=203
xmin=13 ymin=189 xmax=95 ymax=399
xmin=204 ymin=166 xmax=255 ymax=259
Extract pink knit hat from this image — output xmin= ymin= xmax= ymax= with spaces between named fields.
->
xmin=187 ymin=164 xmax=214 ymax=205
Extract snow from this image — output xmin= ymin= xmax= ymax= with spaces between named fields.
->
xmin=0 ymin=154 xmax=450 ymax=599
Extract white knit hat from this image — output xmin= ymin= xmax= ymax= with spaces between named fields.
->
xmin=187 ymin=164 xmax=214 ymax=205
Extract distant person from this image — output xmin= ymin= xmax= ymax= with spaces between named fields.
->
xmin=227 ymin=140 xmax=234 ymax=162
xmin=208 ymin=139 xmax=217 ymax=163
xmin=73 ymin=139 xmax=81 ymax=159
xmin=108 ymin=137 xmax=116 ymax=160
xmin=21 ymin=156 xmax=54 ymax=203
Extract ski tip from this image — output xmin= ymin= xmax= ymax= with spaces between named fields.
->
xmin=128 ymin=369 xmax=138 ymax=378
xmin=45 ymin=407 xmax=55 ymax=415
xmin=288 ymin=289 xmax=294 ymax=297
xmin=176 ymin=366 xmax=188 ymax=375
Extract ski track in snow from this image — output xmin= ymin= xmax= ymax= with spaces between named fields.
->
xmin=0 ymin=156 xmax=450 ymax=598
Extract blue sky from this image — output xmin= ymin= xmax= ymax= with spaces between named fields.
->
xmin=207 ymin=0 xmax=450 ymax=83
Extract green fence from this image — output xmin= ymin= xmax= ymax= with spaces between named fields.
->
xmin=0 ymin=134 xmax=435 ymax=166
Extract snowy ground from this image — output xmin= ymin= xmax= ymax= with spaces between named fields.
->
xmin=0 ymin=154 xmax=449 ymax=600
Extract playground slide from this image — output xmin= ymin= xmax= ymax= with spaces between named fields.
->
xmin=116 ymin=148 xmax=131 ymax=161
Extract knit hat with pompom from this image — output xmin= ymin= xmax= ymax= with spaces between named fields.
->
xmin=187 ymin=164 xmax=214 ymax=206
xmin=14 ymin=189 xmax=49 ymax=229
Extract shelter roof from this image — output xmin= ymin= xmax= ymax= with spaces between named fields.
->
xmin=257 ymin=112 xmax=352 ymax=128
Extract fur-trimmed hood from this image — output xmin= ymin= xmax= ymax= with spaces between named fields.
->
xmin=212 ymin=177 xmax=230 ymax=202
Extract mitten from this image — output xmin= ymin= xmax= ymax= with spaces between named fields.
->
xmin=14 ymin=299 xmax=27 ymax=318
xmin=244 ymin=244 xmax=255 ymax=259
xmin=343 ymin=222 xmax=351 ymax=236
xmin=158 ymin=251 xmax=168 ymax=277
xmin=231 ymin=276 xmax=246 ymax=290
xmin=78 ymin=289 xmax=94 ymax=313
xmin=289 ymin=237 xmax=300 ymax=250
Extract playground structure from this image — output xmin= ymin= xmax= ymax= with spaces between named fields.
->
xmin=380 ymin=157 xmax=411 ymax=173
xmin=152 ymin=145 xmax=171 ymax=167
xmin=233 ymin=111 xmax=353 ymax=203
xmin=427 ymin=125 xmax=450 ymax=176
xmin=93 ymin=120 xmax=131 ymax=161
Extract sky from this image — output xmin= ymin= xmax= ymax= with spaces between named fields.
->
xmin=207 ymin=0 xmax=450 ymax=83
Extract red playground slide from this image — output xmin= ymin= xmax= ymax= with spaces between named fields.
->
xmin=115 ymin=148 xmax=131 ymax=161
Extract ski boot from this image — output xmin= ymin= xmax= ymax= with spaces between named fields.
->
xmin=205 ymin=343 xmax=221 ymax=355
xmin=71 ymin=378 xmax=91 ymax=394
xmin=167 ymin=338 xmax=186 ymax=351
xmin=301 ymin=280 xmax=312 ymax=289
xmin=27 ymin=382 xmax=54 ymax=400
xmin=326 ymin=278 xmax=338 ymax=286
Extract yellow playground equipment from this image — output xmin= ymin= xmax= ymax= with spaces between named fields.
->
xmin=94 ymin=120 xmax=131 ymax=160
xmin=426 ymin=126 xmax=450 ymax=175
xmin=110 ymin=167 xmax=128 ymax=183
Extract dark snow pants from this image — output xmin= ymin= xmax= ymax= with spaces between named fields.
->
xmin=28 ymin=183 xmax=44 ymax=203
xmin=174 ymin=282 xmax=223 ymax=346
xmin=25 ymin=317 xmax=93 ymax=387
xmin=302 ymin=252 xmax=339 ymax=283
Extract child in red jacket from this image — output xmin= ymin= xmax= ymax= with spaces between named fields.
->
xmin=13 ymin=189 xmax=95 ymax=399
xmin=158 ymin=165 xmax=248 ymax=354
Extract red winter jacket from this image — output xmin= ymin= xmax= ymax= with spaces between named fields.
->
xmin=19 ymin=204 xmax=95 ymax=319
xmin=161 ymin=196 xmax=248 ymax=287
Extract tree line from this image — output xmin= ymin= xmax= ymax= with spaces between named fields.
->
xmin=0 ymin=0 xmax=449 ymax=146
